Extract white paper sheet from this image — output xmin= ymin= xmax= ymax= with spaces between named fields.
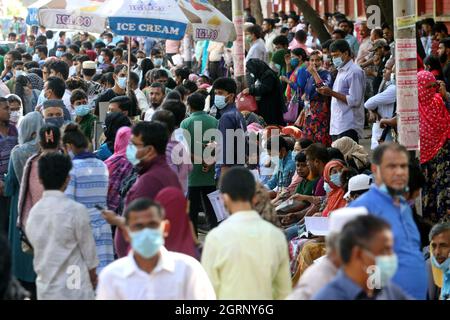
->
xmin=304 ymin=217 xmax=329 ymax=236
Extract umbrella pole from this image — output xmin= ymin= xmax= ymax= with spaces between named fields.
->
xmin=127 ymin=37 xmax=131 ymax=95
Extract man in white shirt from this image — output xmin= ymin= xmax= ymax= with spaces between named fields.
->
xmin=317 ymin=40 xmax=365 ymax=143
xmin=287 ymin=207 xmax=368 ymax=300
xmin=356 ymin=22 xmax=372 ymax=65
xmin=96 ymin=198 xmax=215 ymax=300
xmin=262 ymin=18 xmax=278 ymax=56
xmin=364 ymin=66 xmax=396 ymax=149
xmin=202 ymin=167 xmax=291 ymax=300
xmin=26 ymin=153 xmax=98 ymax=300
xmin=245 ymin=25 xmax=268 ymax=63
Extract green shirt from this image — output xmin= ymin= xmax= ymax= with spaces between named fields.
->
xmin=180 ymin=111 xmax=218 ymax=187
xmin=295 ymin=177 xmax=319 ymax=196
xmin=78 ymin=113 xmax=98 ymax=141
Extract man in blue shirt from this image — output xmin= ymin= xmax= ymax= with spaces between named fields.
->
xmin=314 ymin=215 xmax=410 ymax=300
xmin=212 ymin=78 xmax=247 ymax=178
xmin=349 ymin=143 xmax=428 ymax=299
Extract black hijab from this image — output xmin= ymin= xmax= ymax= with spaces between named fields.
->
xmin=104 ymin=112 xmax=131 ymax=153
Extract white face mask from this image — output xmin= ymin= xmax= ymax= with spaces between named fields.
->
xmin=10 ymin=111 xmax=21 ymax=123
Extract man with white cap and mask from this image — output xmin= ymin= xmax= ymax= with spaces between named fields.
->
xmin=344 ymin=174 xmax=372 ymax=203
xmin=287 ymin=207 xmax=368 ymax=300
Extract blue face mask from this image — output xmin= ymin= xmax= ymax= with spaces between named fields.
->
xmin=68 ymin=150 xmax=75 ymax=159
xmin=56 ymin=51 xmax=64 ymax=58
xmin=98 ymin=55 xmax=104 ymax=64
xmin=117 ymin=77 xmax=127 ymax=89
xmin=290 ymin=57 xmax=300 ymax=68
xmin=333 ymin=56 xmax=344 ymax=68
xmin=330 ymin=172 xmax=342 ymax=187
xmin=214 ymin=95 xmax=228 ymax=109
xmin=126 ymin=144 xmax=140 ymax=166
xmin=375 ymin=254 xmax=398 ymax=287
xmin=153 ymin=58 xmax=163 ymax=67
xmin=324 ymin=182 xmax=332 ymax=194
xmin=32 ymin=53 xmax=40 ymax=62
xmin=431 ymin=255 xmax=450 ymax=272
xmin=45 ymin=116 xmax=64 ymax=128
xmin=129 ymin=228 xmax=164 ymax=259
xmin=75 ymin=104 xmax=91 ymax=117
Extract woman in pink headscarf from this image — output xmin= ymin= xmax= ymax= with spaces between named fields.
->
xmin=105 ymin=127 xmax=133 ymax=214
xmin=417 ymin=70 xmax=450 ymax=222
xmin=155 ymin=187 xmax=198 ymax=259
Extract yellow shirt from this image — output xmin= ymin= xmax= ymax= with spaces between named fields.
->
xmin=201 ymin=210 xmax=291 ymax=300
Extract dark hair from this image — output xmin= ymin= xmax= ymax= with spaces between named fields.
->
xmin=295 ymin=151 xmax=307 ymax=163
xmin=339 ymin=215 xmax=391 ymax=264
xmin=132 ymin=121 xmax=169 ymax=154
xmin=291 ymin=48 xmax=307 ymax=61
xmin=49 ymin=60 xmax=70 ymax=80
xmin=433 ymin=22 xmax=448 ymax=35
xmin=113 ymin=64 xmax=127 ymax=75
xmin=295 ymin=30 xmax=308 ymax=43
xmin=100 ymin=72 xmax=115 ymax=87
xmin=340 ymin=167 xmax=359 ymax=194
xmin=321 ymin=39 xmax=333 ymax=51
xmin=46 ymin=76 xmax=66 ymax=99
xmin=174 ymin=85 xmax=189 ymax=101
xmin=56 ymin=44 xmax=67 ymax=51
xmin=113 ymin=47 xmax=123 ymax=57
xmin=139 ymin=58 xmax=154 ymax=90
xmin=298 ymin=138 xmax=313 ymax=150
xmin=129 ymin=71 xmax=140 ymax=87
xmin=101 ymin=48 xmax=114 ymax=62
xmin=28 ymin=68 xmax=42 ymax=78
xmin=22 ymin=52 xmax=32 ymax=61
xmin=288 ymin=14 xmax=299 ymax=23
xmin=220 ymin=167 xmax=256 ymax=202
xmin=24 ymin=61 xmax=39 ymax=70
xmin=175 ymin=67 xmax=191 ymax=81
xmin=372 ymin=28 xmax=384 ymax=39
xmin=153 ymin=69 xmax=169 ymax=80
xmin=124 ymin=198 xmax=164 ymax=223
xmin=272 ymin=35 xmax=289 ymax=47
xmin=330 ymin=39 xmax=351 ymax=55
xmin=94 ymin=42 xmax=106 ymax=49
xmin=372 ymin=143 xmax=409 ymax=166
xmin=6 ymin=50 xmax=22 ymax=62
xmin=63 ymin=123 xmax=88 ymax=149
xmin=68 ymin=44 xmax=80 ymax=54
xmin=429 ymin=222 xmax=450 ymax=242
xmin=166 ymin=90 xmax=182 ymax=101
xmin=327 ymin=147 xmax=346 ymax=163
xmin=424 ymin=55 xmax=443 ymax=74
xmin=183 ymin=80 xmax=198 ymax=94
xmin=36 ymin=35 xmax=47 ymax=45
xmin=263 ymin=18 xmax=276 ymax=28
xmin=152 ymin=110 xmax=176 ymax=134
xmin=70 ymin=89 xmax=88 ymax=105
xmin=331 ymin=29 xmax=347 ymax=40
xmin=151 ymin=48 xmax=163 ymax=56
xmin=440 ymin=37 xmax=450 ymax=49
xmin=61 ymin=52 xmax=73 ymax=62
xmin=280 ymin=27 xmax=290 ymax=34
xmin=187 ymin=92 xmax=206 ymax=112
xmin=39 ymin=125 xmax=61 ymax=149
xmin=82 ymin=41 xmax=93 ymax=50
xmin=213 ymin=77 xmax=237 ymax=95
xmin=110 ymin=95 xmax=132 ymax=113
xmin=66 ymin=77 xmax=88 ymax=92
xmin=305 ymin=143 xmax=329 ymax=164
xmin=82 ymin=67 xmax=96 ymax=78
xmin=12 ymin=60 xmax=24 ymax=69
xmin=38 ymin=152 xmax=72 ymax=190
xmin=266 ymin=135 xmax=293 ymax=152
xmin=408 ymin=158 xmax=426 ymax=194
xmin=150 ymin=81 xmax=166 ymax=93
xmin=161 ymin=99 xmax=186 ymax=127
xmin=422 ymin=18 xmax=435 ymax=28
xmin=246 ymin=25 xmax=263 ymax=39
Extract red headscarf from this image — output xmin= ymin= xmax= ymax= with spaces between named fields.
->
xmin=155 ymin=187 xmax=197 ymax=259
xmin=417 ymin=71 xmax=450 ymax=164
xmin=322 ymin=160 xmax=347 ymax=217
xmin=282 ymin=126 xmax=302 ymax=140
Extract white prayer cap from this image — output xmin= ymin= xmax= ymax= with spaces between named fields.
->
xmin=328 ymin=207 xmax=369 ymax=234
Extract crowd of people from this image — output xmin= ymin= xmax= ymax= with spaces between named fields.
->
xmin=0 ymin=8 xmax=449 ymax=301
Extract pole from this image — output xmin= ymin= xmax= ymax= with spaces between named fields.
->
xmin=393 ymin=1 xmax=419 ymax=151
xmin=393 ymin=1 xmax=422 ymax=216
xmin=127 ymin=36 xmax=131 ymax=95
xmin=232 ymin=0 xmax=245 ymax=91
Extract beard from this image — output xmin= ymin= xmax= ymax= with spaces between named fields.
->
xmin=440 ymin=53 xmax=448 ymax=64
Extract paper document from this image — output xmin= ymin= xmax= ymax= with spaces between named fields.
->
xmin=304 ymin=217 xmax=329 ymax=236
xmin=207 ymin=190 xmax=229 ymax=222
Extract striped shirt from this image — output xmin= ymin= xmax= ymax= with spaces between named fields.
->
xmin=65 ymin=153 xmax=114 ymax=273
